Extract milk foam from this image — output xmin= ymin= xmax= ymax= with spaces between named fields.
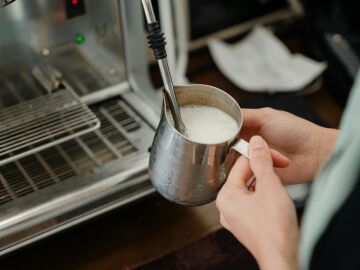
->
xmin=179 ymin=105 xmax=239 ymax=144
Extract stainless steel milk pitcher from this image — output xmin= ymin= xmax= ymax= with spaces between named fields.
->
xmin=149 ymin=84 xmax=249 ymax=206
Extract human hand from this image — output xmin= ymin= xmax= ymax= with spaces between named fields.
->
xmin=217 ymin=136 xmax=299 ymax=270
xmin=241 ymin=108 xmax=338 ymax=184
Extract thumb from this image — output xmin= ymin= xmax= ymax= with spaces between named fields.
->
xmin=221 ymin=156 xmax=253 ymax=193
xmin=249 ymin=136 xmax=276 ymax=182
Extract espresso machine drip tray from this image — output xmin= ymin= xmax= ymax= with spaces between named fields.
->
xmin=0 ymin=86 xmax=100 ymax=166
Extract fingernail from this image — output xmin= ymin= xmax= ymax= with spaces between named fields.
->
xmin=250 ymin=136 xmax=265 ymax=149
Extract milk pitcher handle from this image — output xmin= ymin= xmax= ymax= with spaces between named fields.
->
xmin=232 ymin=139 xmax=250 ymax=159
xmin=232 ymin=139 xmax=256 ymax=190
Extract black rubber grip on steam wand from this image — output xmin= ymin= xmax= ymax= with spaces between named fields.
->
xmin=146 ymin=22 xmax=167 ymax=60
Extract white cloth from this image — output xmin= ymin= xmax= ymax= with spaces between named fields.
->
xmin=208 ymin=27 xmax=327 ymax=93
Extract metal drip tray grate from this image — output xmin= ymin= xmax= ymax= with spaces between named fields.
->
xmin=0 ymin=97 xmax=154 ymax=205
xmin=0 ymin=88 xmax=100 ymax=166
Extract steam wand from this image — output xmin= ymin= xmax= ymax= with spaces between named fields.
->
xmin=141 ymin=0 xmax=186 ymax=135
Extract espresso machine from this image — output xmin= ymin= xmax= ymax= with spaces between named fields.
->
xmin=0 ymin=0 xmax=161 ymax=255
xmin=0 ymin=0 xmax=308 ymax=256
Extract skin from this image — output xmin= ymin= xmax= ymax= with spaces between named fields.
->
xmin=240 ymin=108 xmax=339 ymax=184
xmin=216 ymin=108 xmax=339 ymax=270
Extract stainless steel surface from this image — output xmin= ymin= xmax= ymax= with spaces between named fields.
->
xmin=0 ymin=0 xmax=126 ymax=93
xmin=0 ymin=94 xmax=155 ymax=253
xmin=149 ymin=84 xmax=248 ymax=206
xmin=0 ymin=178 xmax=154 ymax=257
xmin=0 ymin=94 xmax=154 ymax=205
xmin=0 ymin=86 xmax=100 ymax=166
xmin=0 ymin=0 xmax=160 ymax=256
xmin=158 ymin=60 xmax=187 ymax=133
xmin=141 ymin=0 xmax=186 ymax=134
xmin=0 ymin=166 xmax=153 ymax=255
xmin=142 ymin=0 xmax=157 ymax=23
xmin=80 ymin=81 xmax=130 ymax=105
xmin=32 ymin=66 xmax=62 ymax=93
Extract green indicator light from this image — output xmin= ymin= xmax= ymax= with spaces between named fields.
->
xmin=76 ymin=34 xmax=85 ymax=45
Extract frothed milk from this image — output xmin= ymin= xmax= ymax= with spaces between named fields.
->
xmin=178 ymin=105 xmax=239 ymax=144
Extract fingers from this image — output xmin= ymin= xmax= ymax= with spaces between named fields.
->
xmin=271 ymin=149 xmax=290 ymax=168
xmin=241 ymin=108 xmax=274 ymax=136
xmin=242 ymin=109 xmax=265 ymax=131
xmin=220 ymin=156 xmax=252 ymax=193
xmin=221 ymin=137 xmax=287 ymax=194
xmin=249 ymin=136 xmax=277 ymax=182
xmin=242 ymin=109 xmax=290 ymax=169
xmin=216 ymin=156 xmax=253 ymax=215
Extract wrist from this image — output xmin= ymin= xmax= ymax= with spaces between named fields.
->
xmin=317 ymin=127 xmax=339 ymax=169
xmin=254 ymin=230 xmax=299 ymax=270
xmin=256 ymin=244 xmax=299 ymax=270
